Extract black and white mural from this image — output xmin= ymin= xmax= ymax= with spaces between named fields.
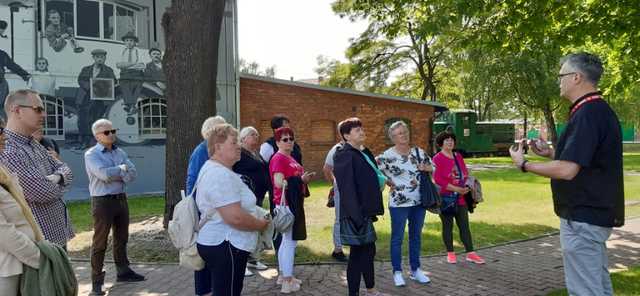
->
xmin=0 ymin=0 xmax=237 ymax=199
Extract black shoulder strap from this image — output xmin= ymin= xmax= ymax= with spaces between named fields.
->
xmin=414 ymin=147 xmax=422 ymax=163
xmin=452 ymin=152 xmax=464 ymax=182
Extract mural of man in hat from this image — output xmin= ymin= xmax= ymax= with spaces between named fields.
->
xmin=143 ymin=48 xmax=165 ymax=93
xmin=45 ymin=9 xmax=84 ymax=53
xmin=116 ymin=32 xmax=145 ymax=114
xmin=76 ymin=49 xmax=117 ymax=149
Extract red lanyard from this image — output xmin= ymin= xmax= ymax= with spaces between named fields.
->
xmin=570 ymin=94 xmax=602 ymax=116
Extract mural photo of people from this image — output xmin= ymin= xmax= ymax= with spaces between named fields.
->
xmin=144 ymin=48 xmax=165 ymax=93
xmin=116 ymin=32 xmax=145 ymax=115
xmin=76 ymin=49 xmax=117 ymax=149
xmin=44 ymin=5 xmax=84 ymax=53
xmin=0 ymin=20 xmax=30 ymax=117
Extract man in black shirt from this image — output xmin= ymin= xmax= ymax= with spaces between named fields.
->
xmin=509 ymin=52 xmax=623 ymax=296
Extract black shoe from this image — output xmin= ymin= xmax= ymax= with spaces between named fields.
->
xmin=332 ymin=251 xmax=347 ymax=262
xmin=116 ymin=271 xmax=146 ymax=282
xmin=89 ymin=283 xmax=105 ymax=296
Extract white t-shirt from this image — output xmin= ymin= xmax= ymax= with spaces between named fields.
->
xmin=324 ymin=143 xmax=343 ymax=197
xmin=196 ymin=160 xmax=258 ymax=252
xmin=259 ymin=142 xmax=275 ymax=163
xmin=376 ymin=147 xmax=432 ymax=208
xmin=324 ymin=143 xmax=342 ymax=167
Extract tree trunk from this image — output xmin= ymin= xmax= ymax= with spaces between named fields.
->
xmin=542 ymin=102 xmax=558 ymax=145
xmin=162 ymin=0 xmax=226 ymax=227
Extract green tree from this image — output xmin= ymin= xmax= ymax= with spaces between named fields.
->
xmin=331 ymin=0 xmax=481 ymax=101
xmin=239 ymin=58 xmax=276 ymax=78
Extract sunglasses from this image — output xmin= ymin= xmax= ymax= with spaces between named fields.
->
xmin=280 ymin=137 xmax=294 ymax=143
xmin=18 ymin=105 xmax=45 ymax=113
xmin=101 ymin=129 xmax=117 ymax=136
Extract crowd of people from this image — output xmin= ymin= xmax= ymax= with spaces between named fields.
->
xmin=0 ymin=52 xmax=625 ymax=296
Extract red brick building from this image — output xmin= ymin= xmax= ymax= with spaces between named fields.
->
xmin=239 ymin=74 xmax=447 ymax=179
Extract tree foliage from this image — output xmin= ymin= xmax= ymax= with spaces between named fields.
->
xmin=239 ymin=58 xmax=276 ymax=77
xmin=323 ymin=0 xmax=640 ymax=138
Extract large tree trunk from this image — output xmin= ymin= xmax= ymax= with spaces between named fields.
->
xmin=162 ymin=0 xmax=226 ymax=227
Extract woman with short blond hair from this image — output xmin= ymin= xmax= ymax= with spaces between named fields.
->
xmin=196 ymin=123 xmax=270 ymax=296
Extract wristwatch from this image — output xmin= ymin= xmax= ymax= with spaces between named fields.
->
xmin=520 ymin=160 xmax=529 ymax=173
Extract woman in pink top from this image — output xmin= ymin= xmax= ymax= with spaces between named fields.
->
xmin=269 ymin=127 xmax=314 ymax=293
xmin=432 ymin=131 xmax=485 ymax=265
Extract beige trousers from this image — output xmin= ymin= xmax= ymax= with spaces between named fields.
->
xmin=0 ymin=274 xmax=20 ymax=296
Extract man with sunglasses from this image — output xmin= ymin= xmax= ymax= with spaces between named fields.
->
xmin=0 ymin=89 xmax=75 ymax=248
xmin=84 ymin=118 xmax=145 ymax=295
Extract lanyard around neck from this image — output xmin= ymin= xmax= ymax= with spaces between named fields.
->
xmin=570 ymin=94 xmax=602 ymax=116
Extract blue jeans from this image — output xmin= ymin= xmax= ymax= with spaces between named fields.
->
xmin=389 ymin=205 xmax=427 ymax=272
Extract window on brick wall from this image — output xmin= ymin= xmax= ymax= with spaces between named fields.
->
xmin=384 ymin=118 xmax=412 ymax=145
xmin=311 ymin=120 xmax=336 ymax=145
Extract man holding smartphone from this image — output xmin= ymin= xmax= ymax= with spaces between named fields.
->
xmin=509 ymin=52 xmax=624 ymax=296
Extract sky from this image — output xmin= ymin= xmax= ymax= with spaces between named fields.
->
xmin=237 ymin=0 xmax=367 ymax=81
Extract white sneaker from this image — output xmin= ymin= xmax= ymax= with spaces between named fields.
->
xmin=247 ymin=260 xmax=268 ymax=270
xmin=393 ymin=271 xmax=406 ymax=287
xmin=277 ymin=276 xmax=302 ymax=285
xmin=244 ymin=268 xmax=254 ymax=277
xmin=410 ymin=269 xmax=431 ymax=284
xmin=280 ymin=280 xmax=301 ymax=293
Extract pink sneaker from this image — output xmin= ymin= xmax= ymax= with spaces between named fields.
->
xmin=465 ymin=252 xmax=485 ymax=264
xmin=446 ymin=252 xmax=457 ymax=264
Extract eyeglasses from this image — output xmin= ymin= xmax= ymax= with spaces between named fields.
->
xmin=557 ymin=72 xmax=577 ymax=83
xmin=280 ymin=137 xmax=294 ymax=143
xmin=101 ymin=129 xmax=117 ymax=136
xmin=17 ymin=105 xmax=45 ymax=113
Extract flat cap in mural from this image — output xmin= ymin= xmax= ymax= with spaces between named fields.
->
xmin=91 ymin=49 xmax=107 ymax=56
xmin=121 ymin=32 xmax=139 ymax=42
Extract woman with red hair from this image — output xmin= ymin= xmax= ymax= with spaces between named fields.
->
xmin=269 ymin=127 xmax=314 ymax=293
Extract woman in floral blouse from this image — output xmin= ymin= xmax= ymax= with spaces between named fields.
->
xmin=376 ymin=121 xmax=432 ymax=287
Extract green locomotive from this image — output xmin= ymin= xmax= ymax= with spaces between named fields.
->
xmin=433 ymin=110 xmax=515 ymax=156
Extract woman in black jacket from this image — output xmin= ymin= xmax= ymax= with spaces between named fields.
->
xmin=233 ymin=126 xmax=272 ymax=273
xmin=333 ymin=118 xmax=388 ymax=296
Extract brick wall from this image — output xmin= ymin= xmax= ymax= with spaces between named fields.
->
xmin=239 ymin=76 xmax=437 ymax=180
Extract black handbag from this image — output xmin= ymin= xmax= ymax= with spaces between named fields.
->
xmin=451 ymin=152 xmax=476 ymax=214
xmin=414 ymin=147 xmax=441 ymax=213
xmin=440 ymin=193 xmax=458 ymax=215
xmin=340 ymin=217 xmax=377 ymax=246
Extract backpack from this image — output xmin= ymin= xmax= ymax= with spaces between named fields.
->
xmin=167 ymin=187 xmax=205 ymax=271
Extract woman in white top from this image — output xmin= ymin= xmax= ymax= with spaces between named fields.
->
xmin=195 ymin=123 xmax=269 ymax=296
xmin=375 ymin=121 xmax=433 ymax=287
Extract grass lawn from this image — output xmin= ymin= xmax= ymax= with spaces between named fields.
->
xmin=67 ymin=156 xmax=640 ymax=263
xmin=547 ymin=265 xmax=640 ymax=296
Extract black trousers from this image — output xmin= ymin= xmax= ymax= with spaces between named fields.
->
xmin=347 ymin=243 xmax=376 ymax=296
xmin=439 ymin=205 xmax=474 ymax=252
xmin=197 ymin=241 xmax=249 ymax=296
xmin=91 ymin=195 xmax=130 ymax=283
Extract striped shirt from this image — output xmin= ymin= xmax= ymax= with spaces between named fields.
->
xmin=0 ymin=129 xmax=74 ymax=246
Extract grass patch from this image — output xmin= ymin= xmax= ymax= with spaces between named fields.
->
xmin=624 ymin=153 xmax=640 ymax=172
xmin=66 ymin=156 xmax=640 ymax=263
xmin=547 ymin=265 xmax=640 ymax=296
xmin=67 ymin=195 xmax=165 ymax=232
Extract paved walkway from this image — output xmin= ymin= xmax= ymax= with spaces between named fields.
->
xmin=74 ymin=218 xmax=640 ymax=296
